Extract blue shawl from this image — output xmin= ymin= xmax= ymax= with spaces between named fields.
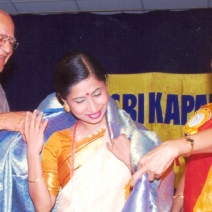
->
xmin=0 ymin=93 xmax=173 ymax=211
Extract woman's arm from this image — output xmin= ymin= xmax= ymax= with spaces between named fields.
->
xmin=131 ymin=128 xmax=212 ymax=185
xmin=24 ymin=110 xmax=56 ymax=211
xmin=171 ymin=174 xmax=185 ymax=212
xmin=187 ymin=128 xmax=212 ymax=154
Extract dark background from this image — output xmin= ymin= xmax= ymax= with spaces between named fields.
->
xmin=1 ymin=9 xmax=212 ymax=111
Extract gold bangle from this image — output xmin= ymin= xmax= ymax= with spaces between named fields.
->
xmin=184 ymin=136 xmax=194 ymax=157
xmin=28 ymin=173 xmax=44 ymax=183
xmin=173 ymin=194 xmax=184 ymax=199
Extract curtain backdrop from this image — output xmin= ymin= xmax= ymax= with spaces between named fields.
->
xmin=1 ymin=8 xmax=212 ymax=187
xmin=1 ymin=9 xmax=212 ymax=112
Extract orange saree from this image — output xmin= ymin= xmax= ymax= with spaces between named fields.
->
xmin=42 ymin=126 xmax=131 ymax=199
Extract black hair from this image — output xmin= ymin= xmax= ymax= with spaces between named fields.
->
xmin=54 ymin=51 xmax=107 ymax=100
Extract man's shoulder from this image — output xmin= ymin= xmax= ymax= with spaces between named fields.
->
xmin=0 ymin=83 xmax=10 ymax=112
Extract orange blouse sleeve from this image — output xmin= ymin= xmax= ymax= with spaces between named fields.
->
xmin=42 ymin=132 xmax=62 ymax=196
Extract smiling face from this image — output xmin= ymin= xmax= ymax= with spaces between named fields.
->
xmin=65 ymin=75 xmax=109 ymax=126
xmin=0 ymin=11 xmax=15 ymax=73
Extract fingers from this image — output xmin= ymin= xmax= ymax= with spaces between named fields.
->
xmin=106 ymin=141 xmax=112 ymax=151
xmin=24 ymin=111 xmax=31 ymax=135
xmin=131 ymin=155 xmax=163 ymax=186
xmin=25 ymin=110 xmax=36 ymax=135
xmin=148 ymin=172 xmax=155 ymax=182
xmin=41 ymin=119 xmax=48 ymax=132
xmin=154 ymin=174 xmax=162 ymax=179
xmin=21 ymin=132 xmax=26 ymax=143
xmin=131 ymin=168 xmax=162 ymax=187
xmin=35 ymin=111 xmax=43 ymax=130
xmin=106 ymin=137 xmax=115 ymax=152
xmin=107 ymin=134 xmax=126 ymax=152
xmin=31 ymin=110 xmax=43 ymax=131
xmin=24 ymin=110 xmax=48 ymax=140
xmin=120 ymin=133 xmax=127 ymax=138
xmin=131 ymin=167 xmax=146 ymax=186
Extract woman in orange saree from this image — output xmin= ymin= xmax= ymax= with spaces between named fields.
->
xmin=24 ymin=50 xmax=174 ymax=212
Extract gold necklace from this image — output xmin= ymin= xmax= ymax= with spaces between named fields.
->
xmin=76 ymin=124 xmax=106 ymax=141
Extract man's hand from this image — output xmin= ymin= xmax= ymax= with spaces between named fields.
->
xmin=0 ymin=112 xmax=29 ymax=136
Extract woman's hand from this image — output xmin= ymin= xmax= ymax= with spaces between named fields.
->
xmin=107 ymin=134 xmax=131 ymax=171
xmin=24 ymin=110 xmax=48 ymax=155
xmin=131 ymin=140 xmax=179 ymax=185
xmin=171 ymin=198 xmax=184 ymax=212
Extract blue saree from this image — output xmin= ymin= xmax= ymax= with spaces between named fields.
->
xmin=0 ymin=93 xmax=173 ymax=211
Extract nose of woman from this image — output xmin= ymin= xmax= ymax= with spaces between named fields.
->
xmin=87 ymin=98 xmax=98 ymax=113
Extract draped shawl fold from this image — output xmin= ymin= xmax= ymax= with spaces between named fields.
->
xmin=0 ymin=93 xmax=173 ymax=211
xmin=106 ymin=96 xmax=174 ymax=212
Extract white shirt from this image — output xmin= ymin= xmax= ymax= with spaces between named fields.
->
xmin=0 ymin=84 xmax=9 ymax=112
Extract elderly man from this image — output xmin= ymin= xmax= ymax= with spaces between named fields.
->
xmin=0 ymin=10 xmax=76 ymax=211
xmin=0 ymin=9 xmax=27 ymax=134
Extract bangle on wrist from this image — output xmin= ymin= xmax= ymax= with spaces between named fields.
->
xmin=173 ymin=194 xmax=184 ymax=199
xmin=184 ymin=136 xmax=194 ymax=157
xmin=28 ymin=173 xmax=43 ymax=183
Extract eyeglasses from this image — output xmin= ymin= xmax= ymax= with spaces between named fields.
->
xmin=0 ymin=34 xmax=19 ymax=50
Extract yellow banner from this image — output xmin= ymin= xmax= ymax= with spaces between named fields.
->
xmin=108 ymin=72 xmax=212 ymax=186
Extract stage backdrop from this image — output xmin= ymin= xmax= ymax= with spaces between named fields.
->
xmin=2 ymin=9 xmax=212 ymax=112
xmin=108 ymin=72 xmax=212 ymax=186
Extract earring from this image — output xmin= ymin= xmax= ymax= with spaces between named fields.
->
xmin=63 ymin=102 xmax=70 ymax=113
